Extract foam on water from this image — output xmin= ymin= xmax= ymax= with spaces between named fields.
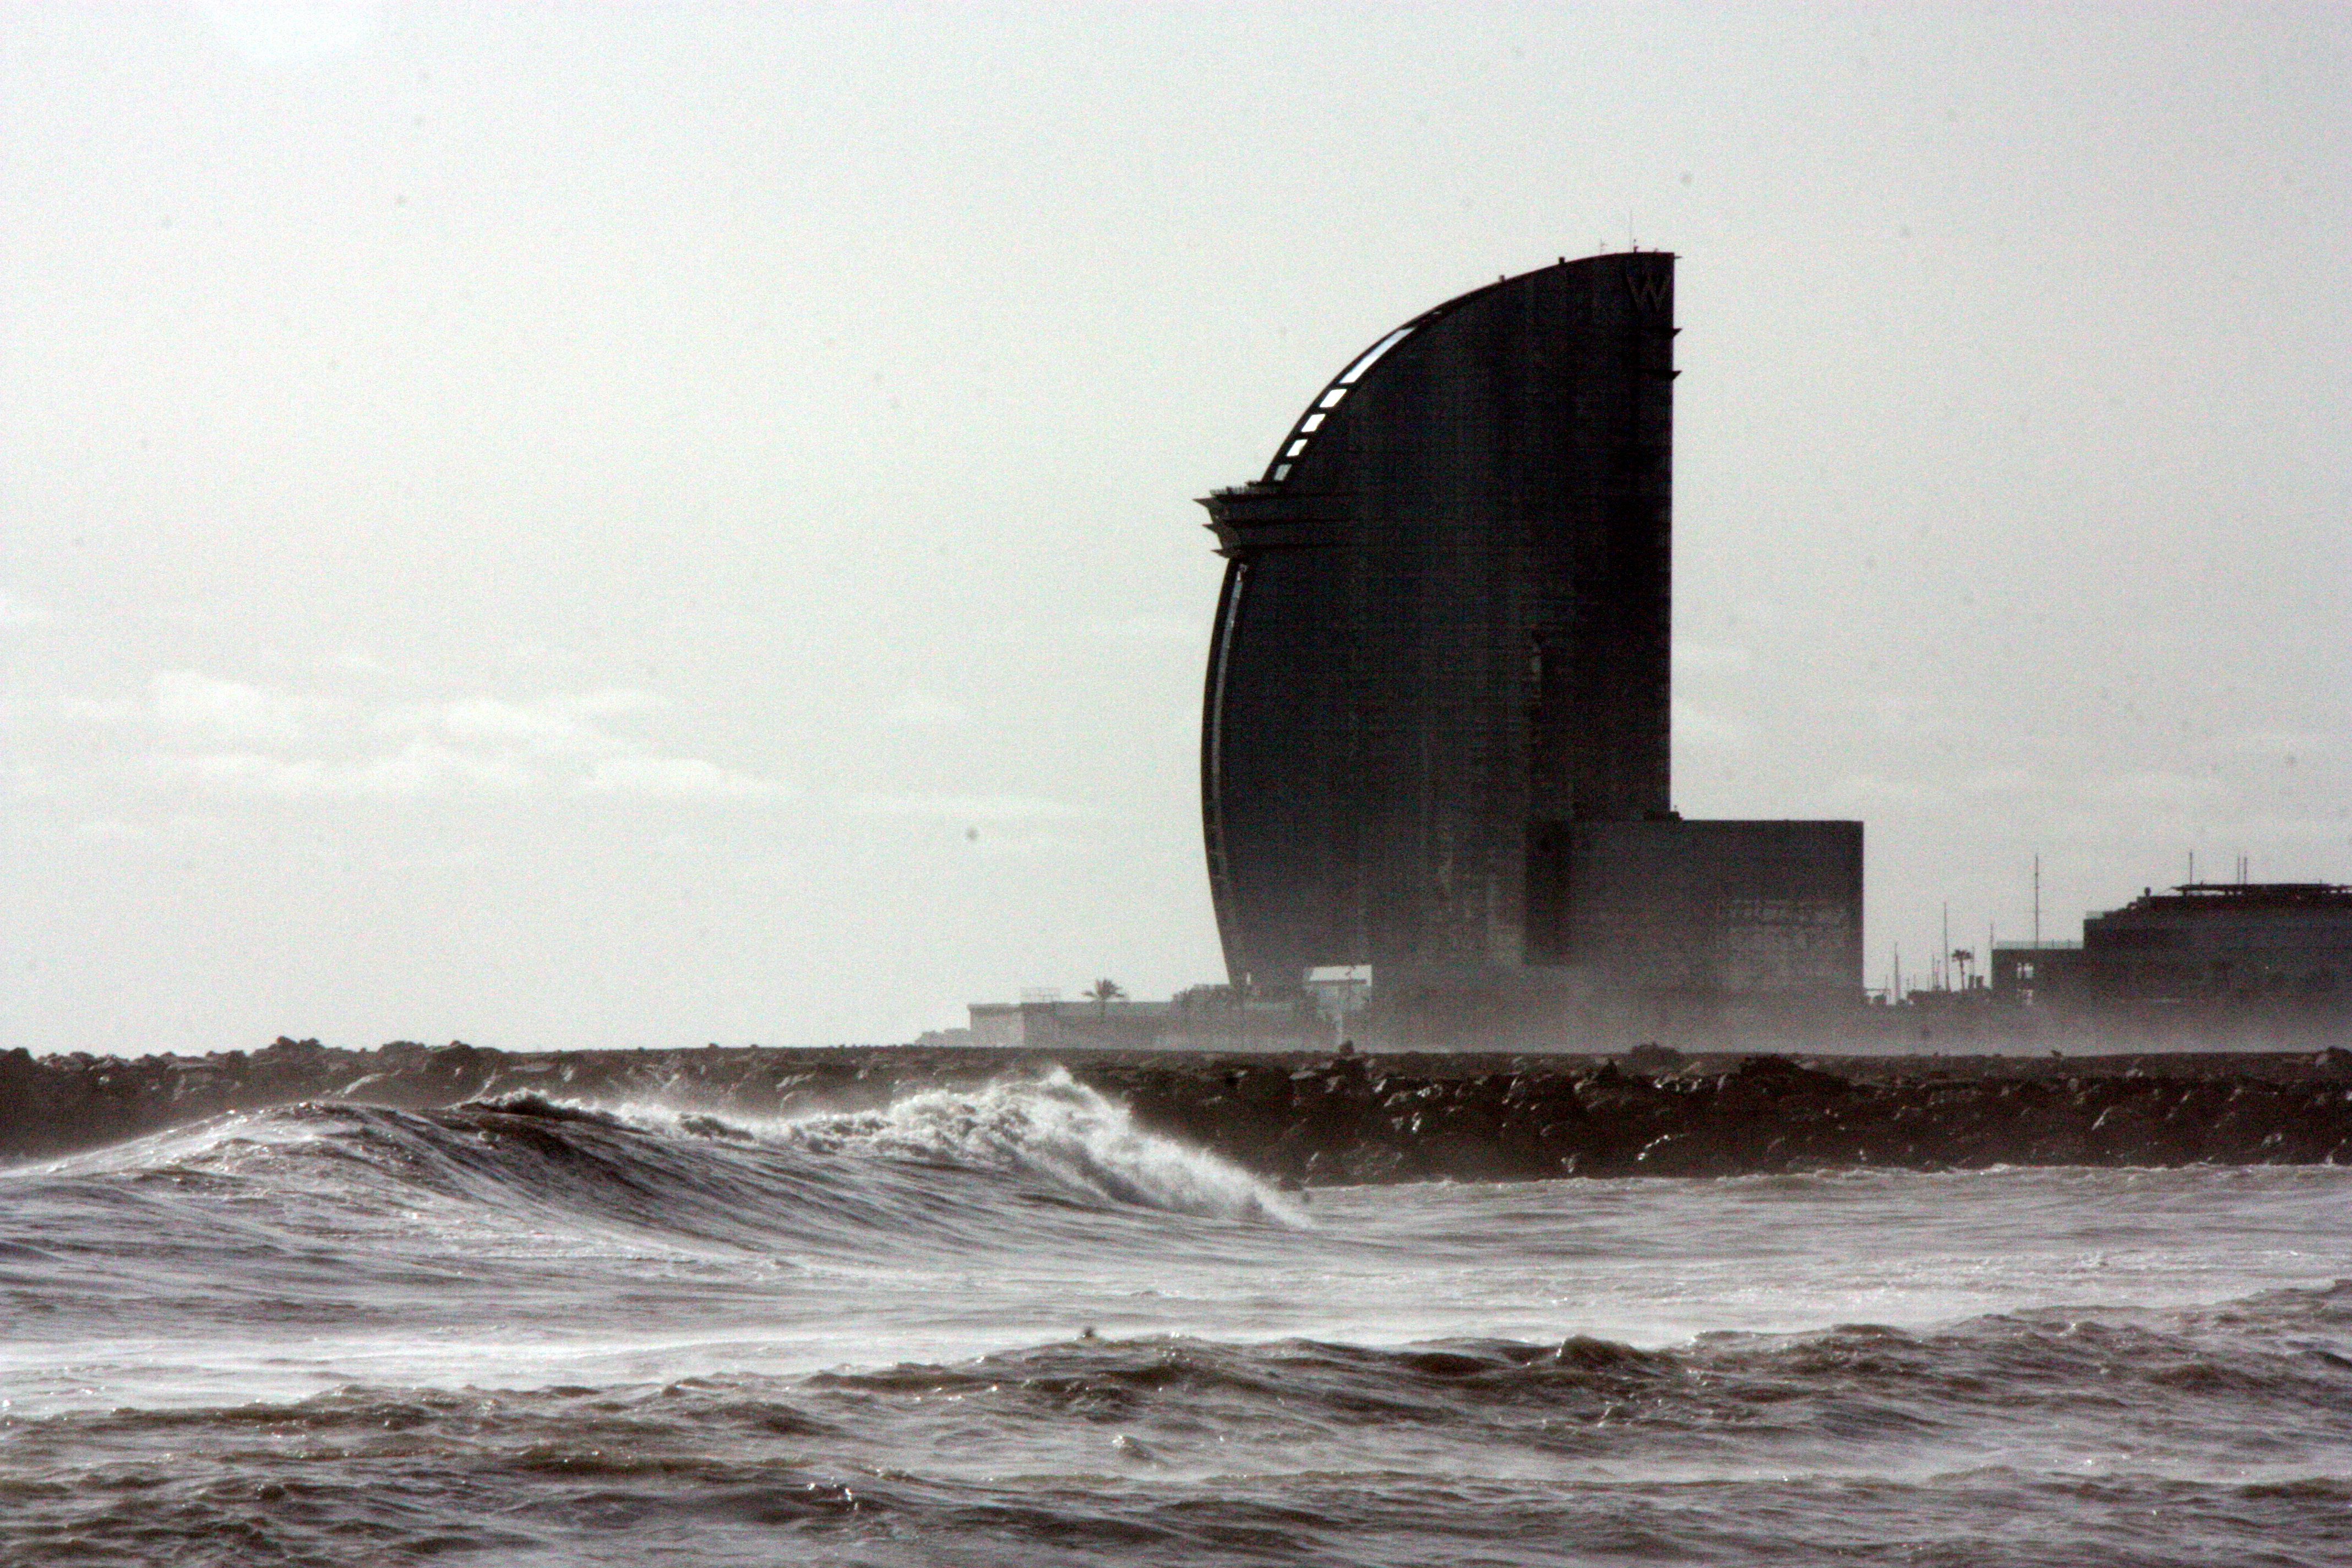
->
xmin=660 ymin=1067 xmax=1303 ymax=1225
xmin=18 ymin=1069 xmax=1298 ymax=1255
xmin=9 ymin=1075 xmax=2352 ymax=1565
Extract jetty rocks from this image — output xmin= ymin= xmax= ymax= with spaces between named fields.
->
xmin=1127 ymin=1048 xmax=2352 ymax=1184
xmin=4 ymin=1038 xmax=2352 ymax=1184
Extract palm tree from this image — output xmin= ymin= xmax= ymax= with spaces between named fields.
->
xmin=1084 ymin=978 xmax=1126 ymax=1022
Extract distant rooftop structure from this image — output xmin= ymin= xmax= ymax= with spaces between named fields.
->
xmin=2124 ymin=883 xmax=2352 ymax=911
xmin=1991 ymin=880 xmax=2352 ymax=1008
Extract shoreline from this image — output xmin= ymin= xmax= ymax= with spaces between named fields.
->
xmin=6 ymin=1038 xmax=2350 ymax=1181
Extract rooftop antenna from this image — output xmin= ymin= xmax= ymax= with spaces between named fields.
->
xmin=2032 ymin=854 xmax=2041 ymax=949
xmin=2188 ymin=849 xmax=2195 ymax=888
xmin=1941 ymin=902 xmax=1951 ymax=992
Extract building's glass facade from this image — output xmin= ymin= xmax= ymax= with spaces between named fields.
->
xmin=1199 ymin=254 xmax=1679 ymax=994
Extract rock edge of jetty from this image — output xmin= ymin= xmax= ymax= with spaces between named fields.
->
xmin=7 ymin=1038 xmax=2352 ymax=1183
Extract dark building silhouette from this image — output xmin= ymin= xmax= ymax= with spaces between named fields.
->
xmin=1198 ymin=254 xmax=1859 ymax=1038
xmin=1992 ymin=883 xmax=2352 ymax=1005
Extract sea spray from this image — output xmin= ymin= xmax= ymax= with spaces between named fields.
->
xmin=751 ymin=1068 xmax=1304 ymax=1225
xmin=494 ymin=1067 xmax=1303 ymax=1225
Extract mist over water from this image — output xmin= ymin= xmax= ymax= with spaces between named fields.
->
xmin=6 ymin=1074 xmax=2351 ymax=1565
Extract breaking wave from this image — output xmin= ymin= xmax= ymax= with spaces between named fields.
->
xmin=743 ymin=1069 xmax=1300 ymax=1222
xmin=12 ymin=1071 xmax=2352 ymax=1566
xmin=14 ymin=1068 xmax=1297 ymax=1261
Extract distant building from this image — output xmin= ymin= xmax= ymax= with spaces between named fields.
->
xmin=1984 ymin=941 xmax=2084 ymax=1004
xmin=1196 ymin=253 xmax=1860 ymax=1042
xmin=1994 ymin=883 xmax=2352 ymax=1006
xmin=966 ymin=986 xmax=1323 ymax=1052
xmin=968 ymin=999 xmax=1172 ymax=1049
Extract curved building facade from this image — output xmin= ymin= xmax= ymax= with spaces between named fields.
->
xmin=1200 ymin=254 xmax=1860 ymax=1024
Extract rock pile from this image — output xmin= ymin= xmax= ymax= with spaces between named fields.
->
xmin=6 ymin=1039 xmax=2351 ymax=1183
xmin=1104 ymin=1051 xmax=2352 ymax=1184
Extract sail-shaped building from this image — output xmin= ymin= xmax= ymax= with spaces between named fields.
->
xmin=1198 ymin=254 xmax=1860 ymax=1039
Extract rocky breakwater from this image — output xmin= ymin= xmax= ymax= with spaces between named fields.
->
xmin=6 ymin=1038 xmax=2352 ymax=1183
xmin=1105 ymin=1048 xmax=2352 ymax=1185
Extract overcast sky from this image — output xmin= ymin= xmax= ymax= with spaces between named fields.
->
xmin=3 ymin=3 xmax=2346 ymax=1053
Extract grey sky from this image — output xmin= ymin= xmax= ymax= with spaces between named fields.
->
xmin=3 ymin=3 xmax=2346 ymax=1051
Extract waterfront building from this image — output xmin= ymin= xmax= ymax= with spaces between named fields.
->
xmin=1196 ymin=254 xmax=1860 ymax=1039
xmin=1992 ymin=883 xmax=2352 ymax=1005
xmin=965 ymin=988 xmax=1321 ymax=1053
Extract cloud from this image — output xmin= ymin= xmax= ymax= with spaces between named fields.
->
xmin=961 ymin=828 xmax=1085 ymax=858
xmin=1673 ymin=641 xmax=1752 ymax=675
xmin=152 ymin=671 xmax=313 ymax=746
xmin=59 ymin=671 xmax=771 ymax=807
xmin=167 ymin=742 xmax=540 ymax=799
xmin=2083 ymin=771 xmax=2221 ymax=807
xmin=1092 ymin=613 xmax=1206 ymax=645
xmin=1825 ymin=773 xmax=1961 ymax=810
xmin=1957 ymin=766 xmax=2040 ymax=796
xmin=849 ymin=792 xmax=1085 ymax=821
xmin=877 ymin=690 xmax=971 ymax=731
xmin=2224 ymin=730 xmax=2335 ymax=756
xmin=56 ymin=695 xmax=143 ymax=726
xmin=439 ymin=695 xmax=619 ymax=753
xmin=1864 ymin=696 xmax=1953 ymax=739
xmin=1672 ymin=700 xmax=1754 ymax=752
xmin=576 ymin=755 xmax=786 ymax=802
xmin=369 ymin=689 xmax=662 ymax=753
xmin=0 ymin=590 xmax=47 ymax=629
xmin=370 ymin=845 xmax=492 ymax=873
xmin=199 ymin=3 xmax=380 ymax=68
xmin=564 ymin=688 xmax=661 ymax=718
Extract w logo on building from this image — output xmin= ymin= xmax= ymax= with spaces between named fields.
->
xmin=1625 ymin=268 xmax=1672 ymax=314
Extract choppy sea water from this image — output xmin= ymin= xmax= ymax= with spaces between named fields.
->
xmin=3 ymin=1071 xmax=2350 ymax=1566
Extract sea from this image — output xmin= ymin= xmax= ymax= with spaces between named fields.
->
xmin=3 ymin=1069 xmax=2349 ymax=1566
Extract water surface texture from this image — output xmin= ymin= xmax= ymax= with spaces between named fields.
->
xmin=4 ymin=1072 xmax=2349 ymax=1565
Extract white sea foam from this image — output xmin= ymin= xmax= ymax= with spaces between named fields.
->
xmin=602 ymin=1068 xmax=1303 ymax=1226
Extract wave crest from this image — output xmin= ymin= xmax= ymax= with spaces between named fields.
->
xmin=585 ymin=1068 xmax=1300 ymax=1225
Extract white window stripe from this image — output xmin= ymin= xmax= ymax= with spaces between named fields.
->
xmin=1338 ymin=327 xmax=1411 ymax=385
xmin=1273 ymin=323 xmax=1413 ymax=482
